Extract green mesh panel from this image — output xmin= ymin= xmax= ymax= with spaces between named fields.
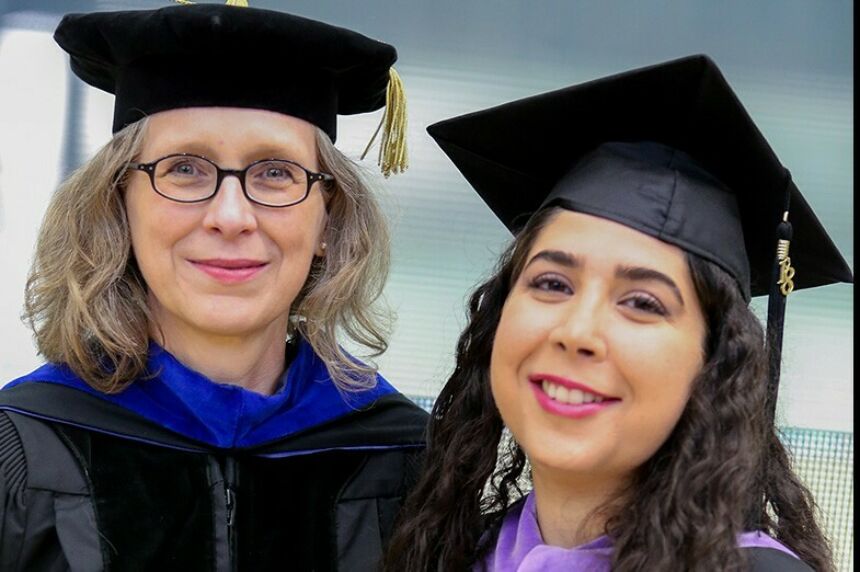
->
xmin=782 ymin=427 xmax=854 ymax=572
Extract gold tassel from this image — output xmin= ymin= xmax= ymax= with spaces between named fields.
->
xmin=360 ymin=68 xmax=408 ymax=177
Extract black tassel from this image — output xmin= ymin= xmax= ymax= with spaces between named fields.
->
xmin=765 ymin=212 xmax=794 ymax=425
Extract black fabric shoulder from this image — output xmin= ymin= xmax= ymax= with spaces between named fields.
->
xmin=253 ymin=392 xmax=429 ymax=455
xmin=744 ymin=547 xmax=814 ymax=572
xmin=0 ymin=412 xmax=26 ymax=495
xmin=0 ymin=383 xmax=209 ymax=452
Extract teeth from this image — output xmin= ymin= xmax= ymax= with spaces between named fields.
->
xmin=540 ymin=380 xmax=604 ymax=405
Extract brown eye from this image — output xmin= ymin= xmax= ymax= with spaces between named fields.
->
xmin=621 ymin=293 xmax=667 ymax=316
xmin=529 ymin=273 xmax=573 ymax=295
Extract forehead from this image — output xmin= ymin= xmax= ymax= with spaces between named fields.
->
xmin=529 ymin=210 xmax=693 ymax=280
xmin=141 ymin=107 xmax=318 ymax=157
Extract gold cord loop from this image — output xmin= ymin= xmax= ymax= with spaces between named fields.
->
xmin=776 ymin=238 xmax=795 ymax=296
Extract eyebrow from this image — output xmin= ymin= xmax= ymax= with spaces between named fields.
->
xmin=245 ymin=145 xmax=305 ymax=162
xmin=525 ymin=250 xmax=581 ymax=269
xmin=615 ymin=265 xmax=685 ymax=307
xmin=525 ymin=249 xmax=685 ymax=306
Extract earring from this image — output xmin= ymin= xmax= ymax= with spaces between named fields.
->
xmin=320 ymin=241 xmax=327 ymax=252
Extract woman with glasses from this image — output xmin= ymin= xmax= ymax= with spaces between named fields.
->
xmin=385 ymin=55 xmax=851 ymax=571
xmin=0 ymin=3 xmax=424 ymax=570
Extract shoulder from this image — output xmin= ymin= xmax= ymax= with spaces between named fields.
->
xmin=255 ymin=392 xmax=428 ymax=457
xmin=0 ymin=409 xmax=88 ymax=495
xmin=0 ymin=381 xmax=211 ymax=451
xmin=743 ymin=547 xmax=814 ymax=572
xmin=0 ymin=411 xmax=27 ymax=495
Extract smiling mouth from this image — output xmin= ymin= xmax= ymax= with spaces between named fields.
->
xmin=539 ymin=379 xmax=610 ymax=405
xmin=527 ymin=374 xmax=621 ymax=417
xmin=189 ymin=259 xmax=268 ymax=283
xmin=192 ymin=258 xmax=267 ymax=269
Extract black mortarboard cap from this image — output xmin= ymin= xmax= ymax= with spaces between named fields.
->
xmin=427 ymin=54 xmax=852 ymax=418
xmin=54 ymin=1 xmax=408 ymax=175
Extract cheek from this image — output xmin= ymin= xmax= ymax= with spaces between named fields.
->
xmin=489 ymin=297 xmax=542 ymax=424
xmin=126 ymin=191 xmax=156 ymax=267
xmin=489 ymin=308 xmax=515 ymax=404
xmin=490 ymin=300 xmax=527 ymax=376
xmin=265 ymin=206 xmax=327 ymax=286
xmin=125 ymin=191 xmax=189 ymax=285
xmin=623 ymin=334 xmax=703 ymax=443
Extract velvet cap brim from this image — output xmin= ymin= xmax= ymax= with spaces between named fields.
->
xmin=54 ymin=3 xmax=397 ymax=141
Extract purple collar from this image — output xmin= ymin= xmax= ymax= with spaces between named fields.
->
xmin=482 ymin=492 xmax=800 ymax=571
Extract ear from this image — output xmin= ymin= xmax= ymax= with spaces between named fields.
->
xmin=321 ymin=184 xmax=334 ymax=212
xmin=314 ymin=210 xmax=329 ymax=257
xmin=314 ymin=238 xmax=327 ymax=258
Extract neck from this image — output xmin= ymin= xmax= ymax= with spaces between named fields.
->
xmin=150 ymin=314 xmax=290 ymax=396
xmin=531 ymin=466 xmax=627 ymax=549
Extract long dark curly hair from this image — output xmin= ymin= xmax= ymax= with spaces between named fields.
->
xmin=384 ymin=207 xmax=833 ymax=571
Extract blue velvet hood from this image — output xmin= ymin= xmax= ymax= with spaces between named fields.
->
xmin=5 ymin=338 xmax=398 ymax=450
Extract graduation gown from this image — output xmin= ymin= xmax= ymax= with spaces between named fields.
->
xmin=0 ymin=339 xmax=428 ymax=571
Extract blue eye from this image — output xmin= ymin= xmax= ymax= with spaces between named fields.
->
xmin=621 ymin=293 xmax=667 ymax=316
xmin=160 ymin=156 xmax=211 ymax=178
xmin=261 ymin=167 xmax=293 ymax=181
xmin=248 ymin=161 xmax=305 ymax=191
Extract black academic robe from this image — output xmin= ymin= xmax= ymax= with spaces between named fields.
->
xmin=0 ymin=383 xmax=427 ymax=571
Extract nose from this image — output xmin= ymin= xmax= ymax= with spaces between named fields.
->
xmin=202 ymin=174 xmax=258 ymax=237
xmin=547 ymin=290 xmax=608 ymax=361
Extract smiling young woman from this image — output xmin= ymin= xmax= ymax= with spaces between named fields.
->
xmin=491 ymin=210 xmax=707 ymax=522
xmin=384 ymin=56 xmax=852 ymax=572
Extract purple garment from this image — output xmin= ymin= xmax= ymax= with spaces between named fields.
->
xmin=481 ymin=492 xmax=800 ymax=571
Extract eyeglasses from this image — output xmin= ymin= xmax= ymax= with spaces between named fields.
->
xmin=127 ymin=153 xmax=334 ymax=208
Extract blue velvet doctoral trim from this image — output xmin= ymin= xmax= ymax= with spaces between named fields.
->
xmin=6 ymin=338 xmax=397 ymax=449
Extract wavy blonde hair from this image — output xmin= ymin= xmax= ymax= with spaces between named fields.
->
xmin=24 ymin=119 xmax=391 ymax=393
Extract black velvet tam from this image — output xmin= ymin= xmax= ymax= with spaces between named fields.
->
xmin=427 ymin=54 xmax=852 ymax=299
xmin=54 ymin=3 xmax=397 ymax=141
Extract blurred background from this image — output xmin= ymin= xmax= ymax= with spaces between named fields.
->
xmin=0 ymin=1 xmax=852 ymax=568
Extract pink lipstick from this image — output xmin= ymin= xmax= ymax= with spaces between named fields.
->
xmin=190 ymin=258 xmax=268 ymax=284
xmin=528 ymin=373 xmax=620 ymax=419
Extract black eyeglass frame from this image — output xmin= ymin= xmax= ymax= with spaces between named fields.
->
xmin=127 ymin=153 xmax=335 ymax=208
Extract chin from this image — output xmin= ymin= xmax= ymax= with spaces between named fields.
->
xmin=521 ymin=436 xmax=615 ymax=476
xmin=529 ymin=450 xmax=602 ymax=475
xmin=184 ymin=300 xmax=289 ymax=338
